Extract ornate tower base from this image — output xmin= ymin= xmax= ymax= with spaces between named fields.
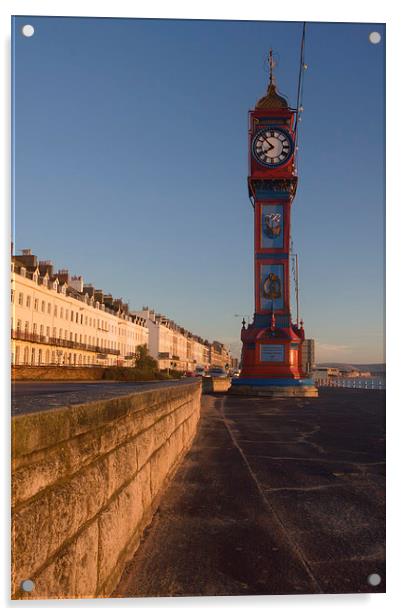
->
xmin=229 ymin=383 xmax=317 ymax=397
xmin=229 ymin=317 xmax=318 ymax=398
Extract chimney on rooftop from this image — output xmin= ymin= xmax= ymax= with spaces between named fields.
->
xmin=56 ymin=269 xmax=70 ymax=285
xmin=17 ymin=249 xmax=38 ymax=268
xmin=39 ymin=260 xmax=54 ymax=277
xmin=69 ymin=275 xmax=84 ymax=293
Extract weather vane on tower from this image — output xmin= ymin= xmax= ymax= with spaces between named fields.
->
xmin=268 ymin=49 xmax=276 ymax=86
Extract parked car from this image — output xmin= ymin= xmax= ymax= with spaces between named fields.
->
xmin=184 ymin=371 xmax=196 ymax=377
xmin=208 ymin=366 xmax=228 ymax=379
xmin=195 ymin=366 xmax=206 ymax=377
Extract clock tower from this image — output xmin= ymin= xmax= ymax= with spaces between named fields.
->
xmin=230 ymin=52 xmax=318 ymax=397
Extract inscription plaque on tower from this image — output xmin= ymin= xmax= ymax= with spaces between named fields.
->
xmin=260 ymin=344 xmax=285 ymax=362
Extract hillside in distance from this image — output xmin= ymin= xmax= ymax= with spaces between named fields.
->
xmin=316 ymin=363 xmax=386 ymax=374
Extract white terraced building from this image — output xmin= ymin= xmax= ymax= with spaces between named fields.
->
xmin=135 ymin=308 xmax=213 ymax=372
xmin=11 ymin=249 xmax=148 ymax=367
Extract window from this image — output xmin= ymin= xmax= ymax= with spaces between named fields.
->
xmin=48 ymin=303 xmax=51 ymax=314
xmin=54 ymin=305 xmax=58 ymax=317
xmin=33 ymin=323 xmax=37 ymax=334
xmin=26 ymin=295 xmax=31 ymax=308
xmin=18 ymin=293 xmax=23 ymax=305
xmin=80 ymin=314 xmax=83 ymax=324
xmin=76 ymin=313 xmax=78 ymax=323
xmin=24 ymin=321 xmax=29 ymax=332
xmin=60 ymin=307 xmax=64 ymax=319
xmin=41 ymin=301 xmax=45 ymax=312
xmin=71 ymin=311 xmax=74 ymax=322
xmin=40 ymin=324 xmax=44 ymax=336
xmin=46 ymin=326 xmax=50 ymax=337
xmin=66 ymin=310 xmax=69 ymax=320
xmin=11 ymin=289 xmax=14 ymax=303
xmin=17 ymin=319 xmax=22 ymax=331
xmin=53 ymin=327 xmax=57 ymax=338
xmin=34 ymin=298 xmax=39 ymax=311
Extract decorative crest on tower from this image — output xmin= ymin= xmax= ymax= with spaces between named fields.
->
xmin=256 ymin=49 xmax=289 ymax=110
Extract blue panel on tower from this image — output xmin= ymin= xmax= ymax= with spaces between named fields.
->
xmin=260 ymin=264 xmax=284 ymax=310
xmin=255 ymin=189 xmax=290 ymax=200
xmin=253 ymin=314 xmax=290 ymax=328
xmin=261 ymin=204 xmax=284 ymax=249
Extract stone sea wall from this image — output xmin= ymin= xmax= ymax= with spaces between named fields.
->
xmin=11 ymin=382 xmax=201 ymax=599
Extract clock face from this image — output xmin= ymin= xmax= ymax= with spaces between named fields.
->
xmin=252 ymin=127 xmax=293 ymax=168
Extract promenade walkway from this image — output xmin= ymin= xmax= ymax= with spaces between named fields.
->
xmin=11 ymin=379 xmax=193 ymax=415
xmin=113 ymin=388 xmax=385 ymax=597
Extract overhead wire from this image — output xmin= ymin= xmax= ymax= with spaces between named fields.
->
xmin=294 ymin=21 xmax=307 ymax=147
xmin=292 ymin=22 xmax=307 ymax=327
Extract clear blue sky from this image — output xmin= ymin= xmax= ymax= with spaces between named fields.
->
xmin=12 ymin=17 xmax=385 ymax=362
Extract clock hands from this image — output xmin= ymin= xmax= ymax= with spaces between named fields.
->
xmin=254 ymin=128 xmax=293 ymax=166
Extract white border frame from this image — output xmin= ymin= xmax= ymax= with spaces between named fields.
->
xmin=1 ymin=1 xmax=400 ymax=614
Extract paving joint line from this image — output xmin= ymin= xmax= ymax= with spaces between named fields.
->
xmin=217 ymin=396 xmax=324 ymax=594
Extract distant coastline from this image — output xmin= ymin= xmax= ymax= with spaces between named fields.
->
xmin=316 ymin=363 xmax=385 ymax=376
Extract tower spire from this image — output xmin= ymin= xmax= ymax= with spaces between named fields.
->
xmin=268 ymin=49 xmax=276 ymax=86
xmin=256 ymin=49 xmax=289 ymax=110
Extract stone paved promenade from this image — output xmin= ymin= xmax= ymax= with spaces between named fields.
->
xmin=113 ymin=388 xmax=385 ymax=597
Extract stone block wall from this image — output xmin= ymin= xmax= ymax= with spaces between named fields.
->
xmin=12 ymin=365 xmax=106 ymax=381
xmin=11 ymin=382 xmax=201 ymax=599
xmin=202 ymin=376 xmax=232 ymax=393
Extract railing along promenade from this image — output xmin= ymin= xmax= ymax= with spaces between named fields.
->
xmin=315 ymin=377 xmax=385 ymax=390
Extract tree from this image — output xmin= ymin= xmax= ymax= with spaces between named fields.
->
xmin=135 ymin=344 xmax=158 ymax=371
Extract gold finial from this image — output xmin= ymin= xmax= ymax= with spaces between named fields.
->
xmin=256 ymin=49 xmax=289 ymax=110
xmin=268 ymin=49 xmax=276 ymax=86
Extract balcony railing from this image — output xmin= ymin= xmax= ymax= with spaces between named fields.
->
xmin=11 ymin=329 xmax=120 ymax=355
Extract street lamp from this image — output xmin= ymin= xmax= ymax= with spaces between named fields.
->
xmin=234 ymin=314 xmax=251 ymax=327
